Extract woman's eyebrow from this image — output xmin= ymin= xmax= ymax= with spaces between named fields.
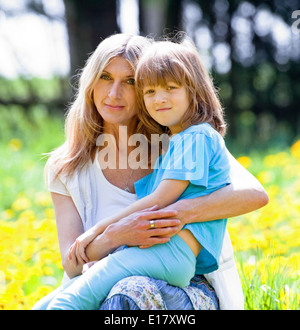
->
xmin=102 ymin=70 xmax=134 ymax=78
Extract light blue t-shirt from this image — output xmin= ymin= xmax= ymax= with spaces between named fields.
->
xmin=134 ymin=123 xmax=231 ymax=274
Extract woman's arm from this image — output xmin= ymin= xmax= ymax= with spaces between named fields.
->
xmin=163 ymin=150 xmax=269 ymax=225
xmin=50 ymin=192 xmax=87 ymax=278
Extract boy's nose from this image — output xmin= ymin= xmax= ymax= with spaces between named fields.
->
xmin=154 ymin=91 xmax=167 ymax=104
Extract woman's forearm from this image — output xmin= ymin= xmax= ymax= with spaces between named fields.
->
xmin=163 ymin=151 xmax=269 ymax=224
xmin=166 ymin=182 xmax=267 ymax=224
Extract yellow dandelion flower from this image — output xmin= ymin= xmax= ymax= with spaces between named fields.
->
xmin=42 ymin=266 xmax=54 ymax=276
xmin=44 ymin=208 xmax=55 ymax=218
xmin=8 ymin=138 xmax=22 ymax=151
xmin=263 ymin=154 xmax=278 ymax=167
xmin=237 ymin=156 xmax=251 ymax=169
xmin=257 ymin=170 xmax=273 ymax=184
xmin=291 ymin=139 xmax=300 ymax=158
xmin=34 ymin=192 xmax=52 ymax=207
xmin=18 ymin=209 xmax=36 ymax=222
xmin=0 ymin=209 xmax=15 ymax=220
xmin=0 ymin=271 xmax=5 ymax=295
xmin=12 ymin=196 xmax=31 ymax=211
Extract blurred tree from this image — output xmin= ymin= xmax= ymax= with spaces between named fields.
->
xmin=138 ymin=0 xmax=300 ymax=146
xmin=1 ymin=0 xmax=299 ymax=148
xmin=189 ymin=0 xmax=300 ymax=143
xmin=63 ymin=0 xmax=120 ymax=76
xmin=0 ymin=0 xmax=120 ymax=111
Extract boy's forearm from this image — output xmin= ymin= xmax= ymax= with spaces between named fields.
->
xmin=88 ymin=195 xmax=160 ymax=240
xmin=85 ymin=231 xmax=118 ymax=262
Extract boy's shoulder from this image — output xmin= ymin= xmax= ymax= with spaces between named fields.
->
xmin=179 ymin=123 xmax=218 ymax=138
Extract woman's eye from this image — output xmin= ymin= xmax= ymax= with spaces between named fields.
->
xmin=127 ymin=78 xmax=135 ymax=85
xmin=167 ymin=85 xmax=177 ymax=90
xmin=100 ymin=74 xmax=111 ymax=80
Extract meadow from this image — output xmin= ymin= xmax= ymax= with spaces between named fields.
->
xmin=0 ymin=106 xmax=299 ymax=310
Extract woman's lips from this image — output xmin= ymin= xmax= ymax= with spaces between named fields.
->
xmin=105 ymin=104 xmax=125 ymax=110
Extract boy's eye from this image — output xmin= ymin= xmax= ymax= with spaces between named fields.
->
xmin=167 ymin=85 xmax=177 ymax=90
xmin=144 ymin=88 xmax=155 ymax=95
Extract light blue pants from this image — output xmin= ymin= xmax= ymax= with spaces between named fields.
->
xmin=47 ymin=235 xmax=196 ymax=310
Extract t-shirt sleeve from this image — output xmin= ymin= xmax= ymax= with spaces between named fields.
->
xmin=47 ymin=165 xmax=70 ymax=196
xmin=161 ymin=132 xmax=211 ymax=187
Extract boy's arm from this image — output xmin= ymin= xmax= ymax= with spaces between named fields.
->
xmin=95 ymin=179 xmax=188 ymax=235
xmin=70 ymin=179 xmax=189 ymax=263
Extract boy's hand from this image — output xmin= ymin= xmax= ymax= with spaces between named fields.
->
xmin=68 ymin=229 xmax=97 ymax=265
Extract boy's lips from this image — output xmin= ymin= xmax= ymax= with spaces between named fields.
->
xmin=156 ymin=107 xmax=171 ymax=112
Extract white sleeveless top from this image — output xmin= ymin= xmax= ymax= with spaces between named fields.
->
xmin=48 ymin=154 xmax=244 ymax=310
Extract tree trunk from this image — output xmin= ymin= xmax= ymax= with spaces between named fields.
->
xmin=63 ymin=0 xmax=120 ymax=77
xmin=138 ymin=0 xmax=184 ymax=38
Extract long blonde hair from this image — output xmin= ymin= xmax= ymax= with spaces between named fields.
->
xmin=135 ymin=37 xmax=227 ymax=140
xmin=46 ymin=34 xmax=152 ymax=179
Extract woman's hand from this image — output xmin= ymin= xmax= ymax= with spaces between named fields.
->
xmin=85 ymin=206 xmax=182 ymax=261
xmin=110 ymin=206 xmax=182 ymax=247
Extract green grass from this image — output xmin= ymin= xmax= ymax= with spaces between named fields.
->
xmin=0 ymin=105 xmax=65 ymax=210
xmin=0 ymin=106 xmax=299 ymax=310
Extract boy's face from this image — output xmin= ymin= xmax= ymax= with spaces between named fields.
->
xmin=142 ymin=81 xmax=190 ymax=135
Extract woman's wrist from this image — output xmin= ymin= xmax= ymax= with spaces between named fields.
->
xmin=161 ymin=199 xmax=194 ymax=225
xmin=170 ymin=199 xmax=201 ymax=224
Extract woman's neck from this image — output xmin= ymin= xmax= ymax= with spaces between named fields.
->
xmin=101 ymin=119 xmax=138 ymax=167
xmin=102 ymin=117 xmax=138 ymax=140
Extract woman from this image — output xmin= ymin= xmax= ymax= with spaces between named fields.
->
xmin=33 ymin=33 xmax=268 ymax=310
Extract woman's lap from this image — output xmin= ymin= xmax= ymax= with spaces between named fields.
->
xmin=32 ymin=274 xmax=219 ymax=310
xmin=32 ymin=237 xmax=219 ymax=310
xmin=100 ymin=275 xmax=219 ymax=310
xmin=47 ymin=236 xmax=196 ymax=309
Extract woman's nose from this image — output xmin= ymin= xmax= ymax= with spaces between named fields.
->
xmin=108 ymin=81 xmax=121 ymax=99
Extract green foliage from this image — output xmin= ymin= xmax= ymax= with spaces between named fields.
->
xmin=0 ymin=105 xmax=65 ymax=210
xmin=0 ymin=76 xmax=70 ymax=106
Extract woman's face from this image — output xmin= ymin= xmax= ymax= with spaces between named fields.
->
xmin=93 ymin=57 xmax=139 ymax=131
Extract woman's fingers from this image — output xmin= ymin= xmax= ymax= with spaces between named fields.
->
xmin=148 ymin=225 xmax=180 ymax=236
xmin=139 ymin=236 xmax=171 ymax=249
xmin=146 ymin=218 xmax=181 ymax=229
xmin=140 ymin=209 xmax=178 ymax=220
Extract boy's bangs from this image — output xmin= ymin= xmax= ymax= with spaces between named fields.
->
xmin=138 ymin=54 xmax=184 ymax=88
